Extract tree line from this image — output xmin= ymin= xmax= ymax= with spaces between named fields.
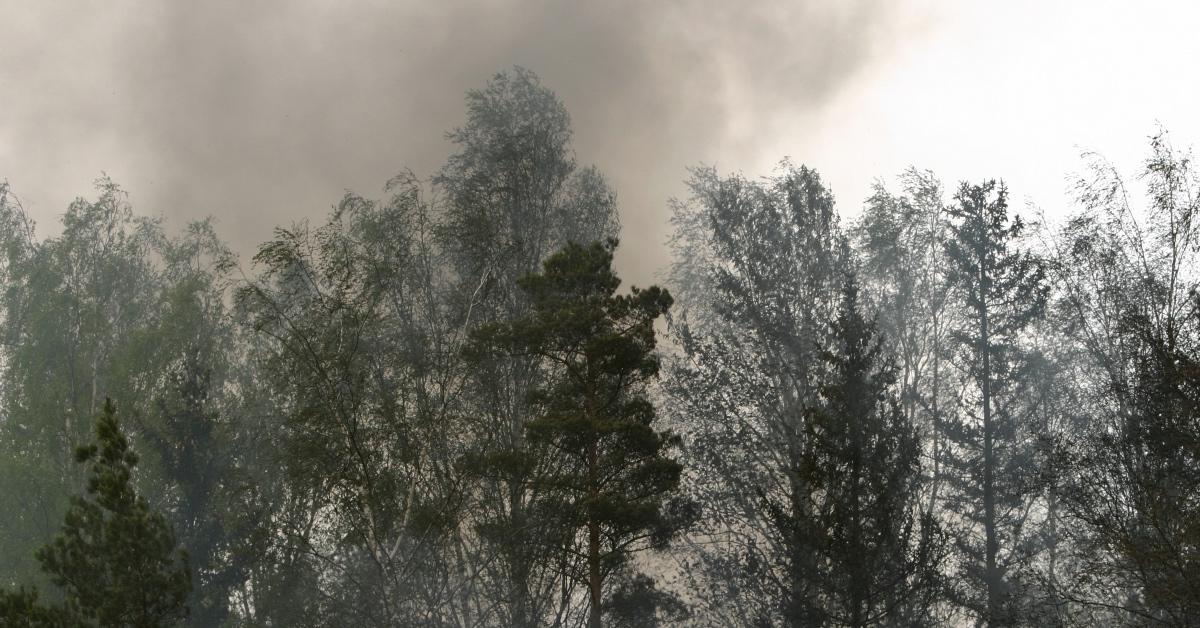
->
xmin=0 ymin=67 xmax=1197 ymax=627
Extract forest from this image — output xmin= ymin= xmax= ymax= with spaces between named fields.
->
xmin=0 ymin=67 xmax=1198 ymax=627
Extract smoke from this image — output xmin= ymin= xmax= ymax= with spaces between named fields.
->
xmin=0 ymin=0 xmax=920 ymax=285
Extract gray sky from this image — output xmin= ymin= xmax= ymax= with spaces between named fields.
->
xmin=2 ymin=1 xmax=1199 ymax=287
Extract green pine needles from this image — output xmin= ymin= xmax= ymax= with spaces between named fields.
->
xmin=469 ymin=239 xmax=695 ymax=627
xmin=1 ymin=398 xmax=191 ymax=627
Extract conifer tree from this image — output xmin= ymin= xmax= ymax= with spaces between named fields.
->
xmin=943 ymin=181 xmax=1048 ymax=625
xmin=438 ymin=67 xmax=621 ymax=626
xmin=0 ymin=588 xmax=68 ymax=627
xmin=766 ymin=273 xmax=945 ymax=626
xmin=0 ymin=398 xmax=192 ymax=626
xmin=469 ymin=239 xmax=693 ymax=628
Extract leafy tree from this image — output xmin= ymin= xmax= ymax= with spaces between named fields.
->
xmin=0 ymin=181 xmax=35 ymax=325
xmin=436 ymin=66 xmax=619 ymax=301
xmin=0 ymin=182 xmax=41 ymax=589
xmin=469 ymin=240 xmax=693 ymax=628
xmin=942 ymin=180 xmax=1048 ymax=625
xmin=0 ymin=179 xmax=166 ymax=586
xmin=110 ymin=217 xmax=254 ymax=628
xmin=854 ymin=170 xmax=955 ymax=521
xmin=1051 ymin=314 xmax=1200 ymax=627
xmin=764 ymin=273 xmax=945 ymax=626
xmin=0 ymin=182 xmax=261 ymax=623
xmin=437 ymin=66 xmax=620 ymax=625
xmin=664 ymin=162 xmax=848 ymax=625
xmin=144 ymin=355 xmax=240 ymax=627
xmin=236 ymin=177 xmax=467 ymax=626
xmin=0 ymin=398 xmax=191 ymax=626
xmin=1047 ymin=130 xmax=1200 ymax=625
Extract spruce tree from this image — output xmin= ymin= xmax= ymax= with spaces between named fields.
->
xmin=469 ymin=239 xmax=693 ymax=628
xmin=0 ymin=398 xmax=192 ymax=626
xmin=766 ymin=273 xmax=945 ymax=626
xmin=943 ymin=181 xmax=1047 ymax=625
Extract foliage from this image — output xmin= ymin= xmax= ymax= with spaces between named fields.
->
xmin=439 ymin=66 xmax=622 ymax=627
xmin=763 ymin=274 xmax=946 ymax=626
xmin=470 ymin=239 xmax=693 ymax=627
xmin=941 ymin=180 xmax=1049 ymax=624
xmin=1 ymin=398 xmax=191 ymax=626
xmin=664 ymin=161 xmax=849 ymax=625
xmin=1047 ymin=130 xmax=1200 ymax=625
xmin=0 ymin=179 xmax=162 ymax=585
xmin=235 ymin=176 xmax=464 ymax=626
xmin=6 ymin=66 xmax=1200 ymax=628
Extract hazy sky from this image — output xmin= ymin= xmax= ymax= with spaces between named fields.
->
xmin=2 ymin=1 xmax=1199 ymax=287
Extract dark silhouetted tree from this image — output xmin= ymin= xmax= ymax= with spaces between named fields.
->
xmin=765 ymin=273 xmax=946 ymax=626
xmin=943 ymin=180 xmax=1048 ymax=625
xmin=0 ymin=398 xmax=191 ymax=626
xmin=470 ymin=240 xmax=693 ymax=628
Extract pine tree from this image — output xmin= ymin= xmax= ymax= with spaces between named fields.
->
xmin=0 ymin=398 xmax=192 ymax=626
xmin=0 ymin=587 xmax=69 ymax=627
xmin=438 ymin=67 xmax=621 ymax=626
xmin=766 ymin=273 xmax=945 ymax=626
xmin=469 ymin=239 xmax=694 ymax=628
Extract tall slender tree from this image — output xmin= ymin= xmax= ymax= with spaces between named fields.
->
xmin=664 ymin=162 xmax=848 ymax=625
xmin=854 ymin=170 xmax=954 ymax=523
xmin=942 ymin=180 xmax=1048 ymax=625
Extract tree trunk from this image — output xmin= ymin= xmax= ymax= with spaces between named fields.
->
xmin=926 ymin=320 xmax=943 ymax=518
xmin=588 ymin=433 xmax=602 ymax=628
xmin=980 ymin=261 xmax=1002 ymax=625
xmin=586 ymin=378 xmax=603 ymax=628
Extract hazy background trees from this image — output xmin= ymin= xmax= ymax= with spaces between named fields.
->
xmin=662 ymin=162 xmax=854 ymax=624
xmin=2 ymin=68 xmax=1199 ymax=627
